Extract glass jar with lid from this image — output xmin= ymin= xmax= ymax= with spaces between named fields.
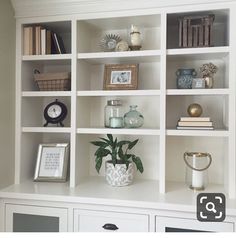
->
xmin=104 ymin=100 xmax=124 ymax=128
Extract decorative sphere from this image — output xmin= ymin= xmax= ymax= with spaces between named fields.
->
xmin=187 ymin=103 xmax=203 ymax=117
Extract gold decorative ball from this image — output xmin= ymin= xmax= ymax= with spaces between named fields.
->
xmin=187 ymin=103 xmax=203 ymax=117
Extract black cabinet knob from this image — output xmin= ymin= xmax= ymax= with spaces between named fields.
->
xmin=102 ymin=223 xmax=119 ymax=231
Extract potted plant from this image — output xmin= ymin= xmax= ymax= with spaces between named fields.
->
xmin=91 ymin=134 xmax=144 ymax=186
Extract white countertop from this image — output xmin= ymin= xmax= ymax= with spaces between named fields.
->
xmin=1 ymin=177 xmax=236 ymax=216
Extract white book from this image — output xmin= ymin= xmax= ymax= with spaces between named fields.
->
xmin=176 ymin=126 xmax=214 ymax=130
xmin=41 ymin=28 xmax=46 ymax=55
xmin=180 ymin=117 xmax=211 ymax=122
xmin=178 ymin=121 xmax=213 ymax=127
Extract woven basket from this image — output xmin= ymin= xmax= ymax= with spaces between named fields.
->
xmin=34 ymin=72 xmax=71 ymax=91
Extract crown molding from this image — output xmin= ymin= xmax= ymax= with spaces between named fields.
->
xmin=11 ymin=0 xmax=235 ymax=18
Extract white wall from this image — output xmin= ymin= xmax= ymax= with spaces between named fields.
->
xmin=0 ymin=0 xmax=15 ymax=189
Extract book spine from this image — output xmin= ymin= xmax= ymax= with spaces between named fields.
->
xmin=28 ymin=26 xmax=34 ymax=55
xmin=46 ymin=30 xmax=52 ymax=54
xmin=53 ymin=33 xmax=62 ymax=54
xmin=35 ymin=26 xmax=41 ymax=55
xmin=41 ymin=29 xmax=46 ymax=55
xmin=23 ymin=27 xmax=30 ymax=55
xmin=183 ymin=19 xmax=188 ymax=47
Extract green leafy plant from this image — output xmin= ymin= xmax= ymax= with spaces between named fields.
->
xmin=91 ymin=134 xmax=144 ymax=174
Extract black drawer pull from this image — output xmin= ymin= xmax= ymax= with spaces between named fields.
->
xmin=102 ymin=223 xmax=119 ymax=231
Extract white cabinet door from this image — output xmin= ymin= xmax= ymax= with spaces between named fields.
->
xmin=74 ymin=209 xmax=149 ymax=232
xmin=5 ymin=204 xmax=68 ymax=232
xmin=156 ymin=216 xmax=234 ymax=232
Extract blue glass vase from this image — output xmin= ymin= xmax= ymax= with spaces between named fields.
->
xmin=176 ymin=68 xmax=197 ymax=89
xmin=124 ymin=105 xmax=144 ymax=128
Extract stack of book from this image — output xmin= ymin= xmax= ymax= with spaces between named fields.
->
xmin=23 ymin=25 xmax=66 ymax=55
xmin=176 ymin=117 xmax=214 ymax=130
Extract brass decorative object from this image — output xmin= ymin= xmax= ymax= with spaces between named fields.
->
xmin=187 ymin=103 xmax=203 ymax=117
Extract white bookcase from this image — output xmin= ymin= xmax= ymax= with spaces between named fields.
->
xmin=12 ymin=2 xmax=236 ymax=202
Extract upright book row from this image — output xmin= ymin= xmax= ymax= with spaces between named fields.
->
xmin=23 ymin=25 xmax=66 ymax=55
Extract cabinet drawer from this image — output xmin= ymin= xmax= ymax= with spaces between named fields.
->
xmin=74 ymin=209 xmax=149 ymax=232
xmin=5 ymin=204 xmax=68 ymax=232
xmin=156 ymin=216 xmax=234 ymax=232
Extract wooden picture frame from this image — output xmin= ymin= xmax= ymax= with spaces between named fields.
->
xmin=103 ymin=64 xmax=138 ymax=90
xmin=34 ymin=143 xmax=69 ymax=182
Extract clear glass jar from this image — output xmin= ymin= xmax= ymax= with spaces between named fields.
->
xmin=104 ymin=100 xmax=124 ymax=128
xmin=124 ymin=105 xmax=144 ymax=128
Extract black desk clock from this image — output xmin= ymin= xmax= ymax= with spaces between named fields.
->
xmin=43 ymin=99 xmax=67 ymax=127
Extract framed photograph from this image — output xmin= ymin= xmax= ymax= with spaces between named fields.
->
xmin=34 ymin=143 xmax=69 ymax=182
xmin=103 ymin=64 xmax=138 ymax=90
xmin=192 ymin=78 xmax=206 ymax=89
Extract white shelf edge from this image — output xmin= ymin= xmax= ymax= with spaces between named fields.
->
xmin=167 ymin=46 xmax=229 ymax=56
xmin=166 ymin=89 xmax=230 ymax=95
xmin=77 ymin=128 xmax=160 ymax=135
xmin=166 ymin=129 xmax=229 ymax=137
xmin=22 ymin=127 xmax=71 ymax=133
xmin=77 ymin=90 xmax=160 ymax=96
xmin=22 ymin=91 xmax=72 ymax=97
xmin=22 ymin=54 xmax=72 ymax=61
xmin=77 ymin=50 xmax=161 ymax=59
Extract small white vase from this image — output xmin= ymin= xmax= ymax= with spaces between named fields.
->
xmin=105 ymin=161 xmax=134 ymax=186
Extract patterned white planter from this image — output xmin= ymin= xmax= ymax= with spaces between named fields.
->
xmin=105 ymin=161 xmax=134 ymax=186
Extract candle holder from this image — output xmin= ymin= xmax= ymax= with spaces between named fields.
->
xmin=184 ymin=152 xmax=212 ymax=191
xmin=129 ymin=25 xmax=142 ymax=51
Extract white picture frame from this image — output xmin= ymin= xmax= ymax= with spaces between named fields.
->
xmin=34 ymin=143 xmax=69 ymax=182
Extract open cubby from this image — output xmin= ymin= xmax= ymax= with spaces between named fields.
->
xmin=166 ymin=136 xmax=228 ymax=191
xmin=20 ymin=132 xmax=71 ymax=183
xmin=22 ymin=97 xmax=71 ymax=127
xmin=75 ymin=134 xmax=160 ymax=185
xmin=166 ymin=54 xmax=229 ymax=89
xmin=167 ymin=9 xmax=229 ymax=49
xmin=23 ymin=21 xmax=72 ymax=54
xmin=77 ymin=60 xmax=160 ymax=91
xmin=166 ymin=95 xmax=228 ymax=130
xmin=77 ymin=14 xmax=161 ymax=53
xmin=22 ymin=60 xmax=71 ymax=91
xmin=76 ymin=96 xmax=160 ymax=129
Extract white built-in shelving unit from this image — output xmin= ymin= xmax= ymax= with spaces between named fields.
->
xmin=14 ymin=3 xmax=236 ymax=202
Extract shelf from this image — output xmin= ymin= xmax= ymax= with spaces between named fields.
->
xmin=1 ymin=179 xmax=235 ymax=214
xmin=22 ymin=127 xmax=71 ymax=133
xmin=166 ymin=89 xmax=229 ymax=96
xmin=77 ymin=90 xmax=160 ymax=97
xmin=22 ymin=54 xmax=72 ymax=61
xmin=77 ymin=128 xmax=160 ymax=136
xmin=12 ymin=6 xmax=236 ymax=202
xmin=77 ymin=50 xmax=161 ymax=64
xmin=166 ymin=129 xmax=229 ymax=137
xmin=22 ymin=91 xmax=72 ymax=97
xmin=167 ymin=47 xmax=229 ymax=60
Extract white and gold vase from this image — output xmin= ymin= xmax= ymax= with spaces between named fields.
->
xmin=105 ymin=161 xmax=134 ymax=186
